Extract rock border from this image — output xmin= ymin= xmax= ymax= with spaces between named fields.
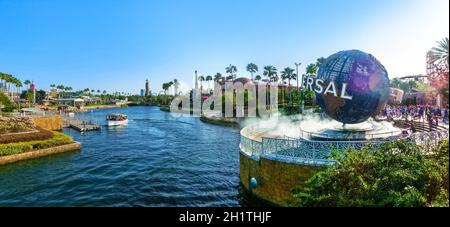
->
xmin=0 ymin=142 xmax=81 ymax=166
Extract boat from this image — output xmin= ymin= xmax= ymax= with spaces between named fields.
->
xmin=106 ymin=114 xmax=129 ymax=126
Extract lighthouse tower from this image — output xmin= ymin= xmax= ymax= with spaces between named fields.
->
xmin=145 ymin=79 xmax=150 ymax=97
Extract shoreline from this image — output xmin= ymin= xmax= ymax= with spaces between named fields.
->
xmin=0 ymin=142 xmax=81 ymax=166
xmin=82 ymin=104 xmax=125 ymax=110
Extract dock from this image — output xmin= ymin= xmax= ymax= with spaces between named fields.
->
xmin=64 ymin=118 xmax=101 ymax=132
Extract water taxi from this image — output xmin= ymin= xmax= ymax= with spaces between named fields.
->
xmin=106 ymin=114 xmax=128 ymax=126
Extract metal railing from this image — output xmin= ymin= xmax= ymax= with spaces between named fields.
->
xmin=240 ymin=124 xmax=449 ymax=163
xmin=297 ymin=128 xmax=402 ymax=141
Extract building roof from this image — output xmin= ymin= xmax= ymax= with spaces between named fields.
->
xmin=55 ymin=98 xmax=85 ymax=102
xmin=233 ymin=77 xmax=253 ymax=85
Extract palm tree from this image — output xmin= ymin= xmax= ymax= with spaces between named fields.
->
xmin=173 ymin=79 xmax=180 ymax=96
xmin=198 ymin=76 xmax=205 ymax=94
xmin=225 ymin=65 xmax=237 ymax=80
xmin=214 ymin=73 xmax=222 ymax=82
xmin=281 ymin=67 xmax=295 ymax=105
xmin=316 ymin=57 xmax=326 ymax=69
xmin=255 ymin=75 xmax=262 ymax=81
xmin=56 ymin=85 xmax=65 ymax=98
xmin=205 ymin=75 xmax=213 ymax=92
xmin=246 ymin=63 xmax=258 ymax=81
xmin=24 ymin=80 xmax=31 ymax=89
xmin=168 ymin=81 xmax=174 ymax=95
xmin=64 ymin=86 xmax=73 ymax=98
xmin=430 ymin=37 xmax=449 ymax=67
xmin=263 ymin=66 xmax=277 ymax=82
xmin=306 ymin=63 xmax=318 ymax=76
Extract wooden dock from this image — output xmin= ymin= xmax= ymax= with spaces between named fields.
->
xmin=64 ymin=118 xmax=101 ymax=132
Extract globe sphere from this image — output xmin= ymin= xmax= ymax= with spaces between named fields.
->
xmin=315 ymin=50 xmax=390 ymax=124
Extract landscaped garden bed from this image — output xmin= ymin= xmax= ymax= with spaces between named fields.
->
xmin=0 ymin=132 xmax=74 ymax=156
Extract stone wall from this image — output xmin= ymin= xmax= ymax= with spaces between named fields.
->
xmin=32 ymin=115 xmax=63 ymax=131
xmin=240 ymin=152 xmax=323 ymax=206
xmin=0 ymin=142 xmax=81 ymax=166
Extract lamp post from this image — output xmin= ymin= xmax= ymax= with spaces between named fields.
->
xmin=295 ymin=62 xmax=302 ymax=113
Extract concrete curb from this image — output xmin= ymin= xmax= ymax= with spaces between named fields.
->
xmin=0 ymin=142 xmax=81 ymax=166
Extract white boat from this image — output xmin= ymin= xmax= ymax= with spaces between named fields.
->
xmin=107 ymin=114 xmax=129 ymax=126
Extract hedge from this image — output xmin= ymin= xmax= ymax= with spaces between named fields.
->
xmin=0 ymin=132 xmax=73 ymax=156
xmin=0 ymin=127 xmax=53 ymax=144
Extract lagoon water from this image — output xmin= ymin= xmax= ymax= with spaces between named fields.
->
xmin=0 ymin=106 xmax=258 ymax=207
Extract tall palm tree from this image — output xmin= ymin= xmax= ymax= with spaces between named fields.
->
xmin=430 ymin=37 xmax=449 ymax=67
xmin=306 ymin=63 xmax=318 ymax=76
xmin=56 ymin=85 xmax=65 ymax=98
xmin=213 ymin=73 xmax=223 ymax=91
xmin=246 ymin=63 xmax=258 ymax=81
xmin=316 ymin=57 xmax=326 ymax=69
xmin=168 ymin=81 xmax=174 ymax=95
xmin=65 ymin=87 xmax=73 ymax=98
xmin=263 ymin=66 xmax=277 ymax=82
xmin=225 ymin=65 xmax=237 ymax=81
xmin=24 ymin=80 xmax=31 ymax=89
xmin=198 ymin=76 xmax=205 ymax=94
xmin=281 ymin=67 xmax=295 ymax=105
xmin=173 ymin=79 xmax=180 ymax=96
xmin=214 ymin=73 xmax=222 ymax=82
xmin=205 ymin=75 xmax=213 ymax=92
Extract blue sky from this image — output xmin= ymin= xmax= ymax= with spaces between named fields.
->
xmin=0 ymin=0 xmax=448 ymax=94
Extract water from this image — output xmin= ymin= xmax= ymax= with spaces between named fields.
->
xmin=0 ymin=106 xmax=262 ymax=207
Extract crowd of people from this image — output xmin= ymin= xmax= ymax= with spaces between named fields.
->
xmin=380 ymin=104 xmax=449 ymax=127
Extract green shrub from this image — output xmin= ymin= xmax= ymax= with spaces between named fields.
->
xmin=0 ymin=132 xmax=73 ymax=156
xmin=293 ymin=139 xmax=449 ymax=207
xmin=0 ymin=93 xmax=14 ymax=112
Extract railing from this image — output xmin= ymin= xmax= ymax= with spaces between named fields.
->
xmin=297 ymin=128 xmax=402 ymax=141
xmin=240 ymin=124 xmax=449 ymax=164
xmin=262 ymin=137 xmax=386 ymax=160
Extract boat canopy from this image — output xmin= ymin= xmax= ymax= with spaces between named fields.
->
xmin=107 ymin=114 xmax=127 ymax=117
xmin=107 ymin=114 xmax=128 ymax=120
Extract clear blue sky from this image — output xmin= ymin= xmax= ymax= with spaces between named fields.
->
xmin=0 ymin=0 xmax=448 ymax=94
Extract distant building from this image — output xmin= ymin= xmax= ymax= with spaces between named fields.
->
xmin=140 ymin=89 xmax=145 ymax=97
xmin=145 ymin=79 xmax=150 ymax=97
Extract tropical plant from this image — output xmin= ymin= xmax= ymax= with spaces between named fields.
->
xmin=173 ymin=79 xmax=180 ymax=96
xmin=23 ymin=80 xmax=31 ymax=89
xmin=430 ymin=37 xmax=449 ymax=67
xmin=255 ymin=75 xmax=262 ymax=81
xmin=205 ymin=75 xmax=213 ymax=92
xmin=316 ymin=57 xmax=326 ymax=69
xmin=306 ymin=63 xmax=318 ymax=76
xmin=246 ymin=63 xmax=258 ymax=81
xmin=198 ymin=76 xmax=205 ymax=93
xmin=0 ymin=92 xmax=13 ymax=112
xmin=214 ymin=73 xmax=223 ymax=82
xmin=293 ymin=140 xmax=449 ymax=207
xmin=263 ymin=66 xmax=277 ymax=82
xmin=281 ymin=67 xmax=295 ymax=105
xmin=225 ymin=65 xmax=237 ymax=80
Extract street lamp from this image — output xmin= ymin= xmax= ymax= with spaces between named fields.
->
xmin=295 ymin=62 xmax=302 ymax=113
